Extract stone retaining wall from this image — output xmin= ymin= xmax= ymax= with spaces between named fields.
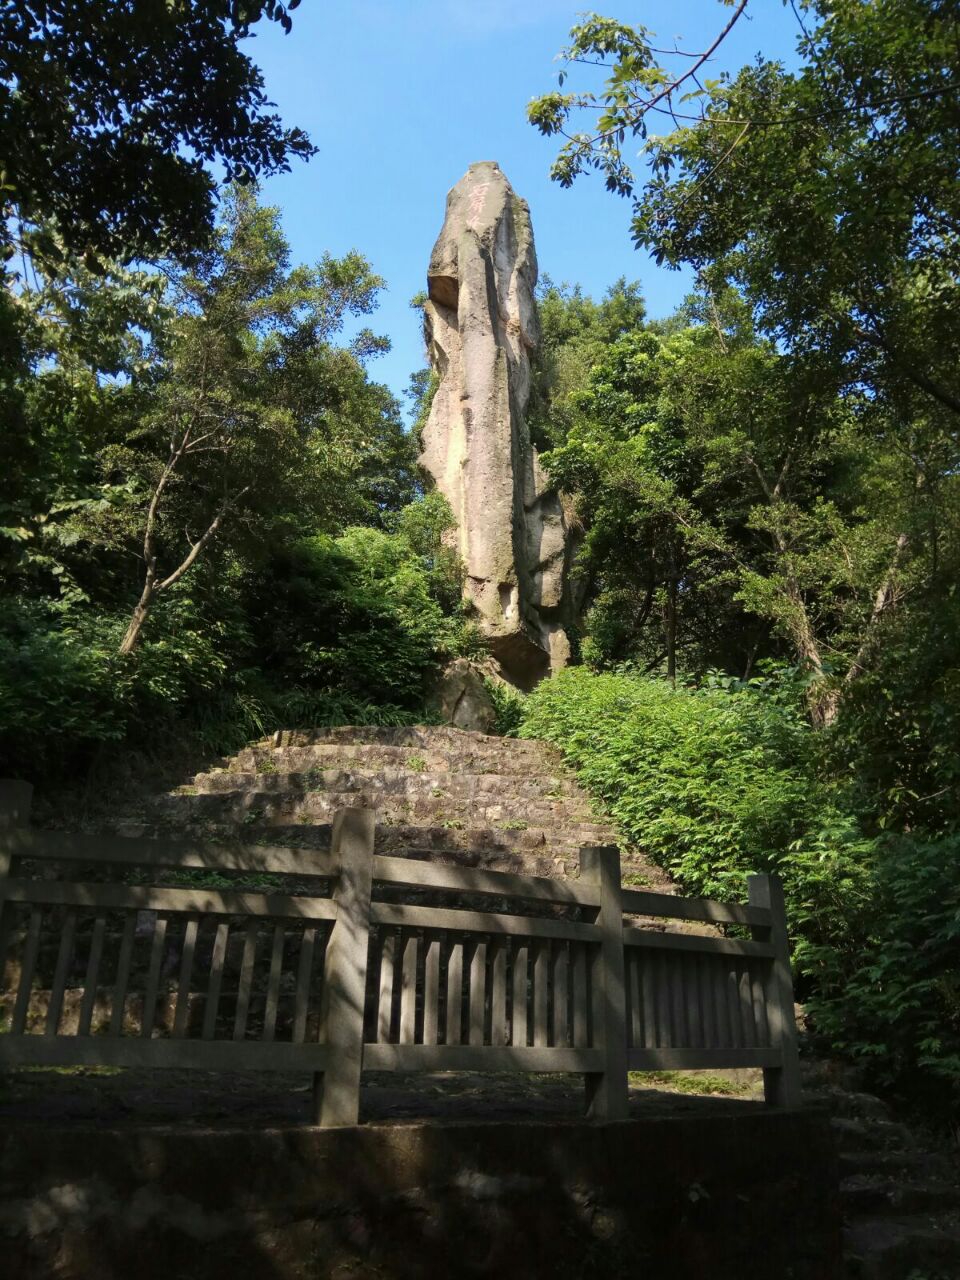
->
xmin=0 ymin=1111 xmax=840 ymax=1279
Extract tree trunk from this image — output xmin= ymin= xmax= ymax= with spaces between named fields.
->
xmin=118 ymin=596 xmax=152 ymax=656
xmin=665 ymin=572 xmax=678 ymax=686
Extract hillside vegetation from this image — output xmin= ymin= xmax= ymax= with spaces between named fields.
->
xmin=2 ymin=0 xmax=958 ymax=1116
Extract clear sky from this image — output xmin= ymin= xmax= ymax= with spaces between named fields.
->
xmin=250 ymin=1 xmax=803 ymax=409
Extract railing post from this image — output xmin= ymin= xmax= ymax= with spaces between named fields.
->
xmin=748 ymin=873 xmax=802 ymax=1107
xmin=0 ymin=781 xmax=31 ymax=1001
xmin=313 ymin=806 xmax=376 ymax=1127
xmin=0 ymin=780 xmax=32 ymax=832
xmin=580 ymin=844 xmax=629 ymax=1121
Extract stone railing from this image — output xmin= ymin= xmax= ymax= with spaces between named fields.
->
xmin=0 ymin=784 xmax=801 ymax=1124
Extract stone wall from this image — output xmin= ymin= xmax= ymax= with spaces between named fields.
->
xmin=0 ymin=1111 xmax=841 ymax=1279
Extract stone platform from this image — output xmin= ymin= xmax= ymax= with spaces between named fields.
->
xmin=0 ymin=1083 xmax=839 ymax=1279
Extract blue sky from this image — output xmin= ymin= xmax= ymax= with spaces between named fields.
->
xmin=250 ymin=1 xmax=802 ymax=409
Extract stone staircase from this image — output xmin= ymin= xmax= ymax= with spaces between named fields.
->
xmin=142 ymin=725 xmax=671 ymax=890
xmin=806 ymin=1066 xmax=960 ymax=1278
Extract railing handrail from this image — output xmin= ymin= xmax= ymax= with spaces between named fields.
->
xmin=0 ymin=790 xmax=803 ymax=1124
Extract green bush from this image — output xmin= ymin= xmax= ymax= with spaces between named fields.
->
xmin=520 ymin=665 xmax=960 ymax=1111
xmin=0 ymin=499 xmax=470 ymax=783
xmin=245 ymin=523 xmax=471 ymax=708
xmin=520 ymin=667 xmax=815 ymax=899
xmin=806 ymin=833 xmax=960 ymax=1109
xmin=0 ymin=601 xmax=128 ymax=774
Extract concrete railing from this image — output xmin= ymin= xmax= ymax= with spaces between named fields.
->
xmin=0 ymin=794 xmax=801 ymax=1124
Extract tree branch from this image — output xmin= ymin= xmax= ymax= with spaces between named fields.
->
xmin=844 ymin=532 xmax=909 ymax=686
xmin=155 ymin=485 xmax=251 ymax=593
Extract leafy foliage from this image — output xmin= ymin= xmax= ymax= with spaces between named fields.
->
xmin=0 ymin=180 xmax=462 ymax=783
xmin=807 ymin=834 xmax=960 ymax=1109
xmin=0 ymin=0 xmax=314 ymax=268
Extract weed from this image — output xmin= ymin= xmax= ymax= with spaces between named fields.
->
xmin=628 ymin=1070 xmax=751 ymax=1097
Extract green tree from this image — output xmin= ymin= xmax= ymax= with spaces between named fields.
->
xmin=0 ymin=0 xmax=314 ymax=269
xmin=530 ymin=3 xmax=958 ymax=722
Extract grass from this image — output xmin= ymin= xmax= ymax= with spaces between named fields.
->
xmin=629 ymin=1070 xmax=753 ymax=1097
xmin=622 ymin=869 xmax=654 ymax=888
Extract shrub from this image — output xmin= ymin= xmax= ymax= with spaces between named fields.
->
xmin=520 ymin=666 xmax=960 ymax=1111
xmin=520 ymin=666 xmax=815 ymax=900
xmin=806 ymin=833 xmax=960 ymax=1109
xmin=245 ymin=524 xmax=470 ymax=708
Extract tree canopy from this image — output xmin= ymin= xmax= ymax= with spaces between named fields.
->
xmin=0 ymin=0 xmax=314 ymax=268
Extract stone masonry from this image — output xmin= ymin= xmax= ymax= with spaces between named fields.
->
xmin=145 ymin=725 xmax=669 ymax=888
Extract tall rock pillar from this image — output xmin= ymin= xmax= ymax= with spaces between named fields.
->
xmin=418 ymin=161 xmax=577 ymax=688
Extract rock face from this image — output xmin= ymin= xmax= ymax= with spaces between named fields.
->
xmin=418 ymin=161 xmax=578 ymax=688
xmin=426 ymin=659 xmax=497 ymax=734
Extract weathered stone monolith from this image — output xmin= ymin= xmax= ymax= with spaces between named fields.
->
xmin=418 ymin=161 xmax=578 ymax=688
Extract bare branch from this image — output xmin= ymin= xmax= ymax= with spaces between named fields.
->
xmin=844 ymin=532 xmax=909 ymax=686
xmin=155 ymin=486 xmax=251 ymax=593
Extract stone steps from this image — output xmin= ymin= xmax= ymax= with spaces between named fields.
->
xmin=817 ymin=1096 xmax=960 ymax=1279
xmin=139 ymin=725 xmax=636 ymax=884
xmin=192 ymin=768 xmax=583 ymax=803
xmin=844 ymin=1212 xmax=960 ymax=1278
xmin=232 ymin=743 xmax=561 ymax=777
xmin=271 ymin=726 xmax=557 ymax=753
xmin=157 ymin=789 xmax=603 ymax=830
xmin=841 ymin=1173 xmax=960 ymax=1217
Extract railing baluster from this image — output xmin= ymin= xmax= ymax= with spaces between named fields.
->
xmin=233 ymin=920 xmax=258 ymax=1041
xmin=293 ymin=926 xmax=317 ymax=1044
xmin=738 ymin=963 xmax=756 ymax=1047
xmin=141 ymin=915 xmax=168 ymax=1039
xmin=377 ymin=930 xmax=397 ymax=1043
xmin=445 ymin=939 xmax=463 ymax=1046
xmin=572 ymin=943 xmax=589 ymax=1048
xmin=533 ymin=940 xmax=549 ymax=1048
xmin=751 ymin=962 xmax=770 ymax=1047
xmin=699 ymin=955 xmax=716 ymax=1049
xmin=110 ymin=914 xmax=137 ymax=1037
xmin=399 ymin=931 xmax=418 ymax=1045
xmin=670 ymin=952 xmax=687 ymax=1048
xmin=44 ymin=909 xmax=77 ymax=1037
xmin=203 ymin=920 xmax=230 ymax=1040
xmin=627 ymin=950 xmax=642 ymax=1050
xmin=490 ymin=939 xmax=507 ymax=1047
xmin=687 ymin=953 xmax=704 ymax=1050
xmin=422 ymin=933 xmax=440 ymax=1045
xmin=656 ymin=951 xmax=671 ymax=1048
xmin=641 ymin=951 xmax=656 ymax=1050
xmin=78 ymin=914 xmax=107 ymax=1036
xmin=726 ymin=963 xmax=742 ymax=1048
xmin=468 ymin=938 xmax=487 ymax=1046
xmin=552 ymin=941 xmax=569 ymax=1048
xmin=11 ymin=908 xmax=42 ymax=1034
xmin=262 ymin=924 xmax=285 ymax=1043
xmin=511 ymin=942 xmax=529 ymax=1048
xmin=172 ymin=916 xmax=199 ymax=1039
